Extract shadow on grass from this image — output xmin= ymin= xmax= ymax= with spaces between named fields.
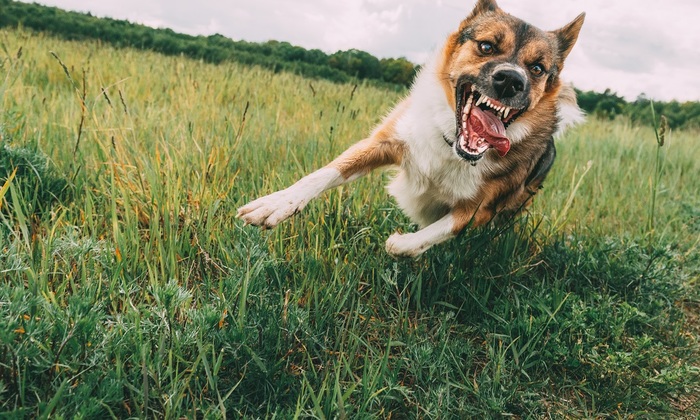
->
xmin=372 ymin=220 xmax=698 ymax=417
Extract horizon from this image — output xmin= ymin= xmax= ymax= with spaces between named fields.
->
xmin=14 ymin=0 xmax=700 ymax=102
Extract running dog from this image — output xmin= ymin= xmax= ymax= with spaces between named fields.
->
xmin=238 ymin=0 xmax=585 ymax=257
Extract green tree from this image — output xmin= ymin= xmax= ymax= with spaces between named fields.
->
xmin=380 ymin=57 xmax=416 ymax=87
xmin=329 ymin=49 xmax=381 ymax=80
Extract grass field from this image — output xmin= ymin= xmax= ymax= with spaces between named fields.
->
xmin=1 ymin=28 xmax=699 ymax=418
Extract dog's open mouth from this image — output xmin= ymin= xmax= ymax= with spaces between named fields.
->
xmin=455 ymin=82 xmax=523 ymax=161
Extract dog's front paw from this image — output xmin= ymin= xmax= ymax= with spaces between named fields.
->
xmin=237 ymin=190 xmax=306 ymax=228
xmin=385 ymin=232 xmax=428 ymax=258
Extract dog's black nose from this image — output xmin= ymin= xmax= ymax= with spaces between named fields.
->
xmin=492 ymin=70 xmax=526 ymax=99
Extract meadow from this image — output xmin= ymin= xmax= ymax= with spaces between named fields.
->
xmin=0 ymin=28 xmax=699 ymax=418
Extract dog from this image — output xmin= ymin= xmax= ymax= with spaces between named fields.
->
xmin=238 ymin=0 xmax=585 ymax=257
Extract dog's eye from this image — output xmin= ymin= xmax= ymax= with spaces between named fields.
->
xmin=530 ymin=63 xmax=545 ymax=76
xmin=478 ymin=41 xmax=495 ymax=55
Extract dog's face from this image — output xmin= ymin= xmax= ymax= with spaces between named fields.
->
xmin=439 ymin=0 xmax=584 ymax=161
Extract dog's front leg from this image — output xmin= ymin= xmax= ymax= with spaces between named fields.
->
xmin=237 ymin=119 xmax=406 ymax=228
xmin=236 ymin=166 xmax=347 ymax=228
xmin=385 ymin=202 xmax=493 ymax=257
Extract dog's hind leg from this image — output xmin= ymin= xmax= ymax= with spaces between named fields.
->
xmin=237 ymin=105 xmax=407 ymax=229
xmin=385 ymin=213 xmax=459 ymax=257
xmin=385 ymin=201 xmax=495 ymax=257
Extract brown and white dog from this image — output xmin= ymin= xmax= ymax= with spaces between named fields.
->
xmin=238 ymin=0 xmax=585 ymax=257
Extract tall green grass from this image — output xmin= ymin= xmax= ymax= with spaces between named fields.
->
xmin=0 ymin=28 xmax=698 ymax=418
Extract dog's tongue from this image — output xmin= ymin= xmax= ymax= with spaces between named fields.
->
xmin=469 ymin=107 xmax=511 ymax=156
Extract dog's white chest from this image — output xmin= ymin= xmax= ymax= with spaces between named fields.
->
xmin=387 ymin=138 xmax=491 ymax=226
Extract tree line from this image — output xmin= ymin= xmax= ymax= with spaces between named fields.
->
xmin=1 ymin=0 xmax=699 ymax=129
xmin=576 ymin=89 xmax=700 ymax=130
xmin=0 ymin=0 xmax=418 ymax=88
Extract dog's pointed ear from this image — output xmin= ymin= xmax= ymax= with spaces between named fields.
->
xmin=468 ymin=0 xmax=500 ymax=18
xmin=553 ymin=13 xmax=585 ymax=60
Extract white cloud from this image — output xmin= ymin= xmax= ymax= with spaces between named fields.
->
xmin=319 ymin=2 xmax=405 ymax=52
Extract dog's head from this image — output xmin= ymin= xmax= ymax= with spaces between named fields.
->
xmin=439 ymin=0 xmax=585 ymax=162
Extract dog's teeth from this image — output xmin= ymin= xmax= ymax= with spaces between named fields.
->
xmin=459 ymin=133 xmax=467 ymax=148
xmin=475 ymin=95 xmax=486 ymax=107
xmin=465 ymin=93 xmax=474 ymax=114
xmin=471 ymin=85 xmax=477 ymax=92
xmin=503 ymin=107 xmax=511 ymax=119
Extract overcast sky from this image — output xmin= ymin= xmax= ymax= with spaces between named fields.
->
xmin=20 ymin=0 xmax=700 ymax=102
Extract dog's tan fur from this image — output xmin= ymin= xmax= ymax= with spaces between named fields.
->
xmin=329 ymin=100 xmax=409 ymax=179
xmin=238 ymin=0 xmax=585 ymax=257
